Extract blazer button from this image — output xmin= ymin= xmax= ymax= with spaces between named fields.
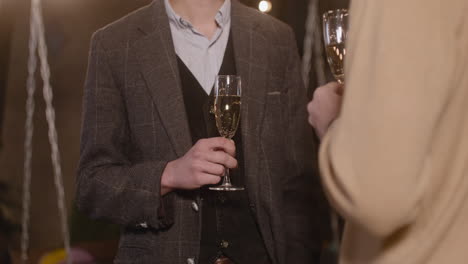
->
xmin=187 ymin=257 xmax=195 ymax=264
xmin=137 ymin=222 xmax=148 ymax=228
xmin=191 ymin=201 xmax=199 ymax=212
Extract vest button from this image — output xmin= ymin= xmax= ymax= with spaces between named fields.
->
xmin=220 ymin=240 xmax=229 ymax=249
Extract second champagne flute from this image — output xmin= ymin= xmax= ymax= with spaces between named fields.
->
xmin=209 ymin=75 xmax=244 ymax=191
xmin=323 ymin=9 xmax=348 ymax=84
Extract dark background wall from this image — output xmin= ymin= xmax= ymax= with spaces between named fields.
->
xmin=0 ymin=0 xmax=155 ymax=254
xmin=0 ymin=0 xmax=348 ymax=259
xmin=0 ymin=0 xmax=13 ymax=150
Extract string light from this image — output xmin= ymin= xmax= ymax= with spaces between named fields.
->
xmin=258 ymin=0 xmax=272 ymax=13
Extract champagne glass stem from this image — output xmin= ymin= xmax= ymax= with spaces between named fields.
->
xmin=220 ymin=168 xmax=233 ymax=187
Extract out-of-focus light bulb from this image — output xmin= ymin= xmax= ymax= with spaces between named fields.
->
xmin=258 ymin=0 xmax=272 ymax=13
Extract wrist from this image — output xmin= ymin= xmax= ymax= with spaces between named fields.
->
xmin=320 ymin=118 xmax=338 ymax=140
xmin=161 ymin=161 xmax=175 ymax=196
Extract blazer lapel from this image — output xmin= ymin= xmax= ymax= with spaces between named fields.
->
xmin=232 ymin=1 xmax=276 ymax=261
xmin=134 ymin=0 xmax=192 ymax=158
xmin=232 ymin=0 xmax=268 ymax=193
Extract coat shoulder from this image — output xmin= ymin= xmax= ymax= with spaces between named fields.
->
xmin=242 ymin=5 xmax=295 ymax=46
xmin=91 ymin=2 xmax=155 ymax=50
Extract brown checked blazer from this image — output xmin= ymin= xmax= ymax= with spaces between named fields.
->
xmin=77 ymin=0 xmax=328 ymax=263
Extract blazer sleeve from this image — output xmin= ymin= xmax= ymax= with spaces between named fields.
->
xmin=319 ymin=0 xmax=459 ymax=237
xmin=76 ymin=30 xmax=175 ymax=230
xmin=282 ymin=27 xmax=331 ymax=262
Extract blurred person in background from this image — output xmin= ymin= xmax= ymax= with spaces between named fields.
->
xmin=308 ymin=0 xmax=468 ymax=263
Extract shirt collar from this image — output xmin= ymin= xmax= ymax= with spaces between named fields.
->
xmin=216 ymin=0 xmax=231 ymax=27
xmin=164 ymin=0 xmax=231 ymax=30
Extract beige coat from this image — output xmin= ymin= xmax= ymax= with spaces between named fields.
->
xmin=319 ymin=0 xmax=468 ymax=263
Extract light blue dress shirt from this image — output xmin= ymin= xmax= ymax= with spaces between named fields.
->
xmin=164 ymin=0 xmax=231 ymax=94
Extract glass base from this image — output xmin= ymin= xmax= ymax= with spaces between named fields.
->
xmin=209 ymin=184 xmax=245 ymax=192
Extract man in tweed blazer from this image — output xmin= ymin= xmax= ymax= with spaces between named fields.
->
xmin=77 ymin=0 xmax=328 ymax=263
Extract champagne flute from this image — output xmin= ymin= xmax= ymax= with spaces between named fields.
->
xmin=323 ymin=9 xmax=348 ymax=84
xmin=323 ymin=9 xmax=348 ymax=251
xmin=209 ymin=75 xmax=244 ymax=191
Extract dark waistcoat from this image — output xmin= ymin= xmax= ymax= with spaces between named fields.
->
xmin=177 ymin=34 xmax=270 ymax=264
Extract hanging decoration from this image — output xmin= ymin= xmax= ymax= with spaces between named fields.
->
xmin=302 ymin=0 xmax=327 ymax=89
xmin=21 ymin=0 xmax=71 ymax=263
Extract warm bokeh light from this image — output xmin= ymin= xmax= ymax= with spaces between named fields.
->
xmin=258 ymin=0 xmax=272 ymax=13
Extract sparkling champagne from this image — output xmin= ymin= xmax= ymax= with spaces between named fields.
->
xmin=214 ymin=95 xmax=241 ymax=139
xmin=325 ymin=43 xmax=346 ymax=83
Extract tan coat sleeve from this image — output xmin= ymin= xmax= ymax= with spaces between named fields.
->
xmin=319 ymin=0 xmax=463 ymax=237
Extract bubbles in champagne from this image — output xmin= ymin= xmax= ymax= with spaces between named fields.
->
xmin=214 ymin=95 xmax=241 ymax=139
xmin=326 ymin=43 xmax=346 ymax=83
